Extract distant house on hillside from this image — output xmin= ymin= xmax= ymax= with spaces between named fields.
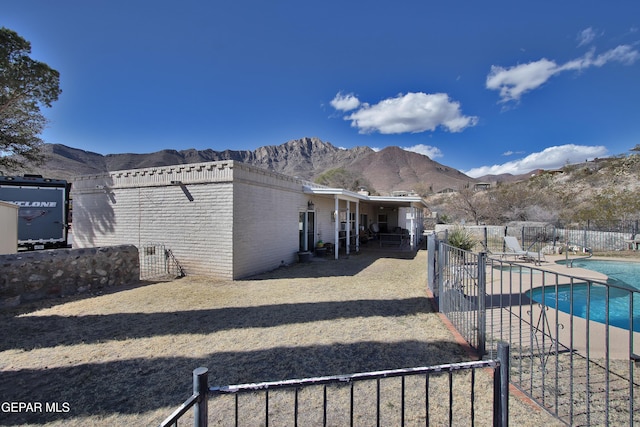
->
xmin=437 ymin=188 xmax=457 ymax=194
xmin=71 ymin=161 xmax=427 ymax=279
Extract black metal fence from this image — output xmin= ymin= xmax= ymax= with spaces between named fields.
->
xmin=140 ymin=243 xmax=184 ymax=280
xmin=160 ymin=367 xmax=208 ymax=427
xmin=428 ymin=234 xmax=640 ymax=426
xmin=440 ymin=223 xmax=639 ymax=254
xmin=160 ymin=345 xmax=511 ymax=427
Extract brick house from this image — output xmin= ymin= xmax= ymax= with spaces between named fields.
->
xmin=71 ymin=160 xmax=427 ymax=279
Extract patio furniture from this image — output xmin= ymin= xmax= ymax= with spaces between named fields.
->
xmin=379 ymin=227 xmax=410 ymax=248
xmin=624 ymin=234 xmax=640 ymax=250
xmin=502 ymin=236 xmax=545 ymax=264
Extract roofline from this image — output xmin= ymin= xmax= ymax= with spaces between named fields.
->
xmin=302 ymin=185 xmax=366 ymax=202
xmin=304 ymin=185 xmax=428 ymax=207
xmin=71 ymin=162 xmax=428 ymax=207
xmin=368 ymin=195 xmax=429 ymax=207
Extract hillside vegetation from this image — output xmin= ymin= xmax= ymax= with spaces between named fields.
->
xmin=426 ymin=152 xmax=640 ymax=226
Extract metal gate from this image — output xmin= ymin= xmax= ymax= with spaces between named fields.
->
xmin=140 ymin=243 xmax=184 ymax=280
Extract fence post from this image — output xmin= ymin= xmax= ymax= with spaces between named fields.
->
xmin=483 ymin=227 xmax=488 ymax=251
xmin=437 ymin=240 xmax=447 ymax=313
xmin=427 ymin=233 xmax=437 ymax=296
xmin=494 ymin=342 xmax=510 ymax=427
xmin=193 ymin=367 xmax=209 ymax=427
xmin=503 ymin=227 xmax=508 ymax=252
xmin=477 ymin=252 xmax=487 ymax=358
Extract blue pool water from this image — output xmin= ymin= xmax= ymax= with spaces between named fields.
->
xmin=558 ymin=259 xmax=640 ymax=290
xmin=527 ymin=259 xmax=640 ymax=332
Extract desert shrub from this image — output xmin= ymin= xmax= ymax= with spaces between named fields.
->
xmin=447 ymin=226 xmax=477 ymax=251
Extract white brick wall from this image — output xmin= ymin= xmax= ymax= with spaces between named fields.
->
xmin=231 ymin=166 xmax=309 ymax=277
xmin=72 ymin=160 xmax=428 ymax=279
xmin=72 ymin=161 xmax=311 ymax=279
xmin=313 ymin=197 xmax=336 ymax=246
xmin=232 ymin=181 xmax=303 ymax=277
xmin=73 ymin=179 xmax=235 ymax=277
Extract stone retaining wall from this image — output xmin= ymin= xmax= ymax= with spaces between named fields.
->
xmin=0 ymin=245 xmax=140 ymax=308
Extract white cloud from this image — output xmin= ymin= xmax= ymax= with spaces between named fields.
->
xmin=402 ymin=144 xmax=443 ymax=159
xmin=464 ymin=144 xmax=608 ymax=178
xmin=577 ymin=27 xmax=598 ymax=47
xmin=502 ymin=150 xmax=525 ymax=156
xmin=589 ymin=44 xmax=640 ymax=66
xmin=330 ymin=92 xmax=361 ymax=111
xmin=333 ymin=92 xmax=478 ymax=134
xmin=486 ymin=45 xmax=640 ymax=103
xmin=486 ymin=59 xmax=557 ymax=103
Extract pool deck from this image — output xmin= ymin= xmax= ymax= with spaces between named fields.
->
xmin=544 ymin=254 xmax=608 ymax=280
xmin=485 ymin=254 xmax=639 ymax=360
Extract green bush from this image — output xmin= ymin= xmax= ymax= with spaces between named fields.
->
xmin=447 ymin=226 xmax=477 ymax=251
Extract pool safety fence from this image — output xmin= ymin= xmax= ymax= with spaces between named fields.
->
xmin=160 ymin=344 xmax=511 ymax=427
xmin=435 ymin=223 xmax=640 ymax=254
xmin=427 ymin=233 xmax=640 ymax=426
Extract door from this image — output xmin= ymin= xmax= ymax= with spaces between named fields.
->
xmin=377 ymin=213 xmax=388 ymax=233
xmin=299 ymin=211 xmax=315 ymax=252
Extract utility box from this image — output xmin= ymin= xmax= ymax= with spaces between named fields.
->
xmin=0 ymin=200 xmax=19 ymax=254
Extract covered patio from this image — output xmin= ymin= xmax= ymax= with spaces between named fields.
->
xmin=302 ymin=185 xmax=428 ymax=260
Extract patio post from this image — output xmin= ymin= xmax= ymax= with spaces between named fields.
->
xmin=333 ymin=196 xmax=339 ymax=259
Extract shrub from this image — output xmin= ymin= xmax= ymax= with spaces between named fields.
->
xmin=447 ymin=226 xmax=477 ymax=251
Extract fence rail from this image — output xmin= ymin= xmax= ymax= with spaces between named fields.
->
xmin=428 ymin=234 xmax=640 ymax=426
xmin=436 ymin=224 xmax=639 ymax=254
xmin=160 ymin=344 xmax=510 ymax=427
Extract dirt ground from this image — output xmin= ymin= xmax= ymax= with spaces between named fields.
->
xmin=0 ymin=248 xmax=563 ymax=426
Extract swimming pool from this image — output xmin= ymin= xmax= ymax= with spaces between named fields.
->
xmin=557 ymin=259 xmax=640 ymax=290
xmin=527 ymin=259 xmax=640 ymax=332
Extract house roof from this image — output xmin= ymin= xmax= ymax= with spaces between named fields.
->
xmin=303 ymin=184 xmax=428 ymax=208
xmin=71 ymin=159 xmax=429 ymax=209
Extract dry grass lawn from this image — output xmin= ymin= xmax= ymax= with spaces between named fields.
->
xmin=0 ymin=248 xmax=562 ymax=426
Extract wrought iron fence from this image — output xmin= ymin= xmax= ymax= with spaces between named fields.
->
xmin=428 ymin=234 xmax=640 ymax=426
xmin=159 ymin=367 xmax=208 ymax=427
xmin=556 ymin=219 xmax=640 ymax=234
xmin=160 ymin=346 xmax=511 ymax=427
xmin=140 ymin=243 xmax=184 ymax=280
xmin=439 ymin=224 xmax=639 ymax=254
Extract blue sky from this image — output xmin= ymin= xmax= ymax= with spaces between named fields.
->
xmin=4 ymin=1 xmax=639 ymax=177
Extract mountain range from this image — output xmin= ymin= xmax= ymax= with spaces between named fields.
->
xmin=26 ymin=137 xmax=481 ymax=195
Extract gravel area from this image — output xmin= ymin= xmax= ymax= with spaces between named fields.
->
xmin=0 ymin=248 xmax=562 ymax=426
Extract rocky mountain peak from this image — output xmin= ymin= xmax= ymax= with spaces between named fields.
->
xmin=23 ymin=137 xmax=477 ymax=195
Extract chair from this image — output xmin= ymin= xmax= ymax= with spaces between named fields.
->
xmin=369 ymin=223 xmax=379 ymax=240
xmin=503 ymin=236 xmax=545 ymax=264
xmin=624 ymin=234 xmax=640 ymax=251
